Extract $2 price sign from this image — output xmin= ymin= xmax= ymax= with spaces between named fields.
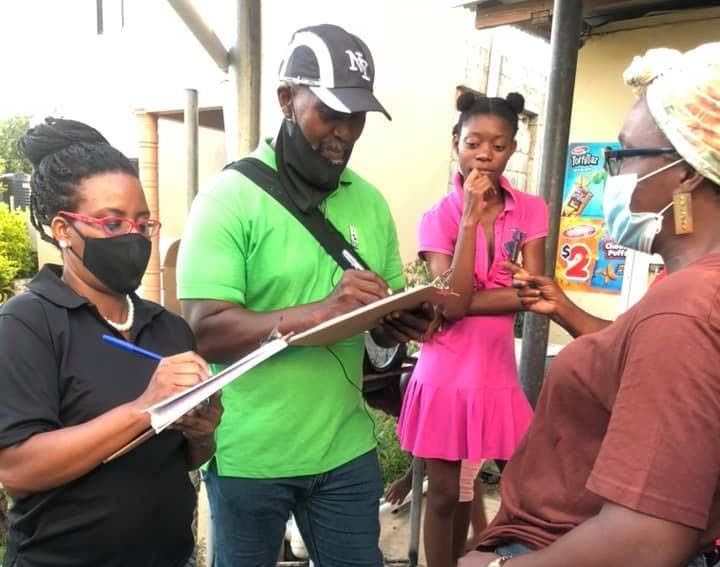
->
xmin=560 ymin=242 xmax=592 ymax=284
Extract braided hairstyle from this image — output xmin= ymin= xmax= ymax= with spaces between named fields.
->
xmin=17 ymin=117 xmax=138 ymax=246
xmin=455 ymin=91 xmax=525 ymax=138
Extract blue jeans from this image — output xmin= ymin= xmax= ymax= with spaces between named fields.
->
xmin=205 ymin=450 xmax=384 ymax=567
xmin=494 ymin=541 xmax=709 ymax=566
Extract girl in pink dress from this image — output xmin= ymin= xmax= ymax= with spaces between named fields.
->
xmin=397 ymin=92 xmax=548 ymax=566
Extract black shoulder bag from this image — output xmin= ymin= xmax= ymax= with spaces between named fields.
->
xmin=224 ymin=158 xmax=410 ymax=414
xmin=224 ymin=157 xmax=370 ymax=272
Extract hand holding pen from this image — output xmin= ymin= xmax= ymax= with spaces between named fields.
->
xmin=322 ymin=269 xmax=391 ymax=319
xmin=102 ymin=334 xmax=213 ymax=414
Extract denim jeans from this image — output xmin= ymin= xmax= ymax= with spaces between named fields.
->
xmin=1 ymin=552 xmax=196 ymax=567
xmin=205 ymin=449 xmax=384 ymax=567
xmin=494 ymin=541 xmax=709 ymax=566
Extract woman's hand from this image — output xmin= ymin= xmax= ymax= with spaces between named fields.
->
xmin=462 ymin=169 xmax=496 ymax=225
xmin=170 ymin=393 xmax=223 ymax=441
xmin=132 ymin=351 xmax=210 ymax=412
xmin=504 ymin=261 xmax=569 ymax=317
xmin=505 ymin=261 xmax=612 ymax=338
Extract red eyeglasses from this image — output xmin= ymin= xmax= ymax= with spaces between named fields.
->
xmin=58 ymin=212 xmax=162 ymax=238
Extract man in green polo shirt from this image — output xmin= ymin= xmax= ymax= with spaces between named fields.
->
xmin=177 ymin=24 xmax=430 ymax=567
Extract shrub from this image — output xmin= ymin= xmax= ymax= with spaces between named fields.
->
xmin=404 ymin=257 xmax=432 ymax=289
xmin=0 ymin=485 xmax=8 ymax=556
xmin=0 ymin=204 xmax=36 ymax=302
xmin=373 ymin=409 xmax=411 ymax=486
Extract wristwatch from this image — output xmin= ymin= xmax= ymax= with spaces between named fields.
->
xmin=488 ymin=556 xmax=511 ymax=567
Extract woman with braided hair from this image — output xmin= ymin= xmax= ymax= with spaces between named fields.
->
xmin=0 ymin=118 xmax=221 ymax=567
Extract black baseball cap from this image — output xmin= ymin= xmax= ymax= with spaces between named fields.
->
xmin=278 ymin=24 xmax=391 ymax=120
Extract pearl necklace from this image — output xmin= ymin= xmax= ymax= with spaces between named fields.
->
xmin=104 ymin=295 xmax=135 ymax=332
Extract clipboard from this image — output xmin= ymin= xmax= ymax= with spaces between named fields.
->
xmin=104 ymin=285 xmax=451 ymax=462
xmin=288 ymin=284 xmax=448 ymax=347
xmin=104 ymin=337 xmax=289 ymax=463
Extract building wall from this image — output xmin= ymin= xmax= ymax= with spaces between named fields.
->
xmin=157 ymin=119 xmax=227 ymax=243
xmin=256 ymin=2 xmax=549 ymax=262
xmin=549 ymin=6 xmax=720 ymax=344
xmin=30 ymin=2 xmax=548 ymax=271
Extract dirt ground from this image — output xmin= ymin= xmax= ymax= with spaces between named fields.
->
xmin=379 ymin=481 xmax=502 ymax=566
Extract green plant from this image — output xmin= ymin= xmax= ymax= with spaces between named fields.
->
xmin=1 ymin=485 xmax=8 ymax=559
xmin=404 ymin=257 xmax=432 ymax=289
xmin=0 ymin=204 xmax=36 ymax=302
xmin=373 ymin=409 xmax=411 ymax=486
xmin=403 ymin=257 xmax=434 ymax=357
xmin=0 ymin=256 xmax=17 ymax=303
xmin=0 ymin=115 xmax=31 ymax=176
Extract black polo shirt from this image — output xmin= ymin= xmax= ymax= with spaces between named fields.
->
xmin=0 ymin=265 xmax=196 ymax=567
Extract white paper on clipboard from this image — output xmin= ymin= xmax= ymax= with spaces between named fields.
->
xmin=288 ymin=285 xmax=448 ymax=347
xmin=146 ymin=338 xmax=288 ymax=431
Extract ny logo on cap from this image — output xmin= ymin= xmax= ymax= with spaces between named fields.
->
xmin=346 ymin=50 xmax=371 ymax=81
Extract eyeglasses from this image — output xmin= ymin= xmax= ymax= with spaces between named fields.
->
xmin=602 ymin=147 xmax=677 ymax=176
xmin=58 ymin=212 xmax=161 ymax=238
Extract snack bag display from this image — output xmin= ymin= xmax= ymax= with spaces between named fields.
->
xmin=561 ymin=144 xmax=612 ymax=219
xmin=556 ymin=142 xmax=626 ymax=295
xmin=555 ymin=218 xmax=626 ymax=294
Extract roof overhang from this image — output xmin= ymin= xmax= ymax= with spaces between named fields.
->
xmin=147 ymin=106 xmax=225 ymax=131
xmin=459 ymin=0 xmax=720 ymax=38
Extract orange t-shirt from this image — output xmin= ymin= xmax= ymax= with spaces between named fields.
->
xmin=479 ymin=254 xmax=720 ymax=550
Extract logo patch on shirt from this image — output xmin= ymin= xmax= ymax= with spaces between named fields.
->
xmin=349 ymin=226 xmax=360 ymax=249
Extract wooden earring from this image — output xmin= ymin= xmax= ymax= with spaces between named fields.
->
xmin=673 ymin=192 xmax=694 ymax=234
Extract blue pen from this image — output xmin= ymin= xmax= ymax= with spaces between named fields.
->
xmin=102 ymin=334 xmax=211 ymax=405
xmin=102 ymin=334 xmax=163 ymax=361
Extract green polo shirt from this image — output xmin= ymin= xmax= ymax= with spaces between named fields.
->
xmin=177 ymin=140 xmax=405 ymax=478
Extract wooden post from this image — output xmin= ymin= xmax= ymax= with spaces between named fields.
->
xmin=185 ymin=88 xmax=199 ymax=206
xmin=136 ymin=111 xmax=162 ymax=304
xmin=225 ymin=0 xmax=261 ymax=160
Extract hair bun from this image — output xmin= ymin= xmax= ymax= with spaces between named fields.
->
xmin=456 ymin=91 xmax=477 ymax=113
xmin=18 ymin=117 xmax=109 ymax=168
xmin=505 ymin=92 xmax=525 ymax=114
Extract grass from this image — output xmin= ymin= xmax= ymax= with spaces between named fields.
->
xmin=1 ymin=485 xmax=7 ymax=562
xmin=373 ymin=409 xmax=412 ymax=487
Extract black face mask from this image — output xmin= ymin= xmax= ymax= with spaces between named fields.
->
xmin=70 ymin=230 xmax=151 ymax=294
xmin=275 ymin=118 xmax=351 ymax=213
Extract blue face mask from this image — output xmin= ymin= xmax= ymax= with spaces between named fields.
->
xmin=602 ymin=158 xmax=685 ymax=254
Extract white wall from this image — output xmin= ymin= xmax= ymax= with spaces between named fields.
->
xmin=256 ymin=1 xmax=473 ymax=260
xmin=6 ymin=1 xmax=550 ymax=265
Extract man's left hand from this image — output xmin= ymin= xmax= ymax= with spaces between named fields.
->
xmin=380 ymin=302 xmax=435 ymax=343
xmin=458 ymin=552 xmax=503 ymax=567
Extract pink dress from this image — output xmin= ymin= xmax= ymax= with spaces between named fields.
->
xmin=397 ymin=172 xmax=549 ymax=462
